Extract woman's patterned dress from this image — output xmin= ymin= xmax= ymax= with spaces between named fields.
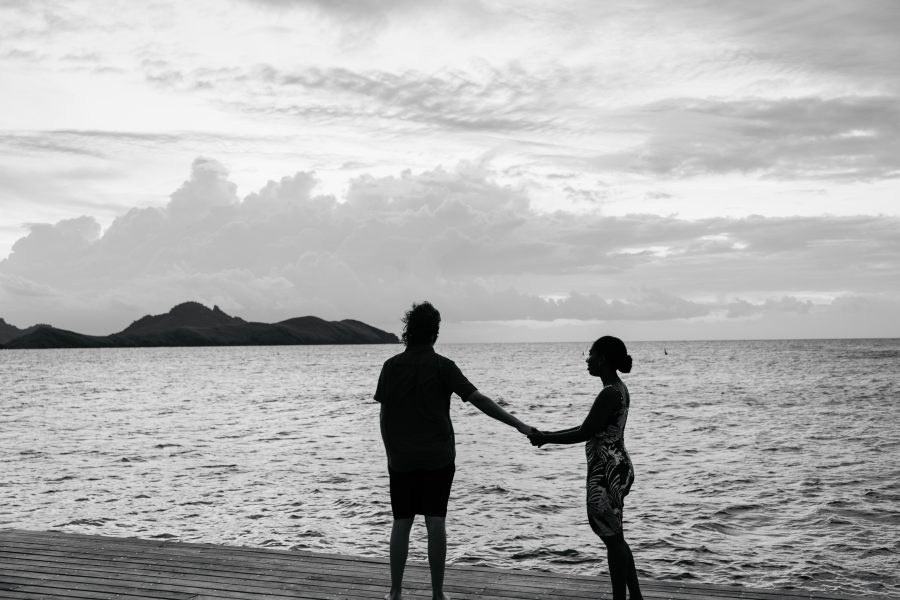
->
xmin=585 ymin=381 xmax=634 ymax=537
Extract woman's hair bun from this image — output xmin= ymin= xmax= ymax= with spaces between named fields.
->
xmin=619 ymin=354 xmax=633 ymax=373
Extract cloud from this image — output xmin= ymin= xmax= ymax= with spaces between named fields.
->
xmin=131 ymin=61 xmax=900 ymax=183
xmin=6 ymin=216 xmax=100 ymax=270
xmin=0 ymin=48 xmax=46 ymax=62
xmin=696 ymin=0 xmax=900 ymax=86
xmin=238 ymin=0 xmax=900 ymax=87
xmin=244 ymin=0 xmax=430 ymax=17
xmin=725 ymin=296 xmax=815 ymax=318
xmin=1 ymin=157 xmax=898 ymax=336
xmin=0 ymin=132 xmax=109 ymax=159
xmin=142 ymin=62 xmax=566 ymax=135
xmin=7 ymin=1 xmax=892 ymax=202
xmin=0 ymin=130 xmax=298 ymax=172
xmin=240 ymin=0 xmax=496 ymax=31
xmin=595 ymin=96 xmax=900 ymax=181
xmin=0 ymin=272 xmax=59 ymax=299
xmin=166 ymin=157 xmax=240 ymax=221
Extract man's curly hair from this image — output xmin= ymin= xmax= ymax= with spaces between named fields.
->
xmin=401 ymin=301 xmax=441 ymax=346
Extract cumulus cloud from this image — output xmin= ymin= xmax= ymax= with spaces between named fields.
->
xmin=166 ymin=157 xmax=240 ymax=221
xmin=6 ymin=216 xmax=101 ymax=271
xmin=1 ymin=157 xmax=898 ymax=336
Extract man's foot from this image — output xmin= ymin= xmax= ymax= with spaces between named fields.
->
xmin=385 ymin=593 xmax=402 ymax=600
xmin=432 ymin=594 xmax=450 ymax=600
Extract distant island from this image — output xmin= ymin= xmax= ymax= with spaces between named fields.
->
xmin=0 ymin=301 xmax=399 ymax=349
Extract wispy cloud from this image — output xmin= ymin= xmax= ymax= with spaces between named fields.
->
xmin=696 ymin=0 xmax=900 ymax=86
xmin=594 ymin=96 xmax=900 ymax=181
xmin=140 ymin=62 xmax=570 ymax=134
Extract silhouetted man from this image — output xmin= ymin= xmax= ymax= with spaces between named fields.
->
xmin=375 ymin=301 xmax=534 ymax=600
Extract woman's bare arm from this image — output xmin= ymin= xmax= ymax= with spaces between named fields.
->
xmin=530 ymin=390 xmax=615 ymax=446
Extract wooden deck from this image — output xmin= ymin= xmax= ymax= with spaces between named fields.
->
xmin=0 ymin=529 xmax=873 ymax=600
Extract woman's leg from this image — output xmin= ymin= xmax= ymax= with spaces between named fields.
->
xmin=600 ymin=532 xmax=642 ymax=600
xmin=622 ymin=536 xmax=642 ymax=599
xmin=600 ymin=532 xmax=626 ymax=599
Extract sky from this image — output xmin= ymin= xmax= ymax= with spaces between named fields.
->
xmin=1 ymin=0 xmax=898 ymax=342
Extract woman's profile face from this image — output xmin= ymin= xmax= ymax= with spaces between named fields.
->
xmin=585 ymin=349 xmax=603 ymax=376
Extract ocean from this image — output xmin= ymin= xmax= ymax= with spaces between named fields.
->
xmin=1 ymin=339 xmax=898 ymax=598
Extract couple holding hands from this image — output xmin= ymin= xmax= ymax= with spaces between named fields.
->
xmin=375 ymin=302 xmax=643 ymax=600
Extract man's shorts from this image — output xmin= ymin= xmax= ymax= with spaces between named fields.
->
xmin=388 ymin=462 xmax=456 ymax=519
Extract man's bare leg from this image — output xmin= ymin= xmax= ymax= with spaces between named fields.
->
xmin=424 ymin=516 xmax=450 ymax=600
xmin=387 ymin=517 xmax=415 ymax=600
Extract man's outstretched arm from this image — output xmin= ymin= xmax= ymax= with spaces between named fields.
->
xmin=465 ymin=390 xmax=534 ymax=434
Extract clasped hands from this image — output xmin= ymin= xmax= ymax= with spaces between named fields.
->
xmin=516 ymin=422 xmax=547 ymax=447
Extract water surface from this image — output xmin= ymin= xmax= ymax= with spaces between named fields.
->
xmin=2 ymin=339 xmax=898 ymax=597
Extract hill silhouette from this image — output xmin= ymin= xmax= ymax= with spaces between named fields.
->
xmin=1 ymin=302 xmax=399 ymax=349
xmin=121 ymin=301 xmax=246 ymax=334
xmin=0 ymin=318 xmax=41 ymax=345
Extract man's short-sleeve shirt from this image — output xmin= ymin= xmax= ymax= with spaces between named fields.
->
xmin=375 ymin=344 xmax=477 ymax=472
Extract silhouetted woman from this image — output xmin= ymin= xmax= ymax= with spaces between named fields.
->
xmin=529 ymin=336 xmax=643 ymax=600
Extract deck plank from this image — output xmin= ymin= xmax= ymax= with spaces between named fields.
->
xmin=0 ymin=529 xmax=881 ymax=600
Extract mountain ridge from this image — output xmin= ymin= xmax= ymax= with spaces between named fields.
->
xmin=1 ymin=302 xmax=399 ymax=349
xmin=0 ymin=318 xmax=43 ymax=345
